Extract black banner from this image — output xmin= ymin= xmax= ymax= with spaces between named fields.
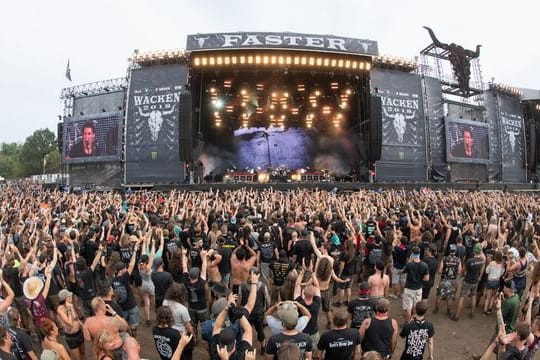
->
xmin=498 ymin=93 xmax=526 ymax=182
xmin=186 ymin=32 xmax=378 ymax=56
xmin=63 ymin=112 xmax=122 ymax=164
xmin=424 ymin=77 xmax=448 ymax=181
xmin=371 ymin=69 xmax=426 ymax=163
xmin=484 ymin=89 xmax=501 ymax=181
xmin=125 ymin=64 xmax=188 ymax=183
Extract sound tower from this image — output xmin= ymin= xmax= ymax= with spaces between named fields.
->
xmin=57 ymin=122 xmax=63 ymax=154
xmin=178 ymin=92 xmax=193 ymax=161
xmin=368 ymin=95 xmax=382 ymax=161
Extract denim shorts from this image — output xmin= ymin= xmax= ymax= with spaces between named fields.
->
xmin=122 ymin=306 xmax=139 ymax=326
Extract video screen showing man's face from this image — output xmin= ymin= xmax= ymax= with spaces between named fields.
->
xmin=446 ymin=120 xmax=489 ymax=163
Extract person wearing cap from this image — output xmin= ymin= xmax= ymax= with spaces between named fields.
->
xmin=434 ymin=243 xmax=462 ymax=314
xmin=359 ymin=298 xmax=399 ymax=359
xmin=317 ymin=309 xmax=361 ymax=360
xmin=55 ymin=288 xmax=85 ymax=360
xmin=265 ymin=300 xmax=313 ymax=360
xmin=402 ymin=246 xmax=429 ymax=323
xmin=112 ymin=240 xmax=140 ymax=338
xmin=451 ymin=243 xmax=485 ymax=321
xmin=348 ymin=281 xmax=375 ymax=329
xmin=181 ymin=247 xmax=209 ymax=332
xmin=152 ymin=253 xmax=173 ymax=311
xmin=211 ymin=293 xmax=254 ymax=360
xmin=265 ymin=300 xmax=311 ymax=335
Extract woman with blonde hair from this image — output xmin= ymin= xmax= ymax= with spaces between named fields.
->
xmin=94 ymin=330 xmax=115 ymax=360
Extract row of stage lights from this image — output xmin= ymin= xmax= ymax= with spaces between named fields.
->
xmin=373 ymin=54 xmax=417 ymax=71
xmin=192 ymin=53 xmax=371 ymax=72
xmin=210 ymin=82 xmax=353 ymax=129
xmin=489 ymin=82 xmax=523 ymax=97
xmin=131 ymin=49 xmax=187 ymax=64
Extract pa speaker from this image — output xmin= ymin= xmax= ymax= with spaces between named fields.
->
xmin=178 ymin=92 xmax=193 ymax=161
xmin=368 ymin=95 xmax=382 ymax=161
xmin=57 ymin=122 xmax=64 ymax=154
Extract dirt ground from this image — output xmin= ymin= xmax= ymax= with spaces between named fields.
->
xmin=114 ymin=278 xmax=498 ymax=360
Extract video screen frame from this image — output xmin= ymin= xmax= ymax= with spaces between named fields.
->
xmin=445 ymin=117 xmax=490 ymax=164
xmin=63 ymin=111 xmax=122 ymax=164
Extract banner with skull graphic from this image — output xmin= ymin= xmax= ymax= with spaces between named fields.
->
xmin=497 ymin=93 xmax=526 ymax=181
xmin=371 ymin=68 xmax=426 ymax=162
xmin=125 ymin=64 xmax=188 ymax=183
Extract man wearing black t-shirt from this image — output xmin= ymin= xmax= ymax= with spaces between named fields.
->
xmin=402 ymin=247 xmax=429 ymax=322
xmin=0 ymin=325 xmax=16 ymax=360
xmin=400 ymin=301 xmax=434 ymax=360
xmin=182 ymin=248 xmax=209 ymax=330
xmin=318 ymin=310 xmax=361 ymax=360
xmin=112 ymin=241 xmax=139 ymax=337
xmin=348 ymin=282 xmax=375 ymax=329
xmin=152 ymin=257 xmax=173 ymax=309
xmin=452 ymin=243 xmax=485 ymax=321
xmin=217 ymin=237 xmax=232 ymax=287
xmin=292 ymin=232 xmax=314 ymax=268
xmin=7 ymin=308 xmax=38 ymax=360
xmin=270 ymin=250 xmax=293 ymax=303
xmin=258 ymin=232 xmax=278 ymax=281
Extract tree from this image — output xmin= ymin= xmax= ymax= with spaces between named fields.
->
xmin=44 ymin=148 xmax=62 ymax=174
xmin=0 ymin=142 xmax=24 ymax=178
xmin=20 ymin=129 xmax=56 ymax=176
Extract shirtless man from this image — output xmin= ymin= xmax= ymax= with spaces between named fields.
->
xmin=83 ymin=297 xmax=140 ymax=360
xmin=368 ymin=259 xmax=390 ymax=302
xmin=206 ymin=249 xmax=223 ymax=284
xmin=310 ymin=233 xmax=348 ymax=328
xmin=407 ymin=208 xmax=423 ymax=244
xmin=230 ymin=245 xmax=257 ymax=294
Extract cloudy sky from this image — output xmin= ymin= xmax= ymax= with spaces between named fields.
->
xmin=1 ymin=0 xmax=538 ymax=143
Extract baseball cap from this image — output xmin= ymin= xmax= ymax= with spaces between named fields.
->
xmin=277 ymin=301 xmax=299 ymax=328
xmin=153 ymin=257 xmax=164 ymax=268
xmin=189 ymin=267 xmax=201 ymax=279
xmin=218 ymin=327 xmax=236 ymax=351
xmin=211 ymin=298 xmax=229 ymax=319
xmin=211 ymin=283 xmax=231 ymax=298
xmin=503 ymin=280 xmax=516 ymax=292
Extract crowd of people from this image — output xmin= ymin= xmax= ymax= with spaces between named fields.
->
xmin=0 ymin=181 xmax=539 ymax=360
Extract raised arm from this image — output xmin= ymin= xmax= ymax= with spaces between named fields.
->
xmin=243 ymin=271 xmax=260 ymax=314
xmin=127 ymin=241 xmax=140 ymax=275
xmin=294 ymin=265 xmax=305 ymax=299
xmin=0 ymin=272 xmax=14 ymax=313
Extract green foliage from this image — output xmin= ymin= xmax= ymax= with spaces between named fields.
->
xmin=0 ymin=129 xmax=59 ymax=178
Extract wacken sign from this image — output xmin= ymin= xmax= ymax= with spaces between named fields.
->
xmin=186 ymin=32 xmax=378 ymax=56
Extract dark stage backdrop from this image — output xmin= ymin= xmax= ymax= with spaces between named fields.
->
xmin=69 ymin=162 xmax=122 ymax=187
xmin=497 ymin=93 xmax=526 ymax=182
xmin=125 ymin=64 xmax=188 ymax=183
xmin=424 ymin=77 xmax=448 ymax=181
xmin=484 ymin=89 xmax=502 ymax=181
xmin=371 ymin=68 xmax=426 ymax=181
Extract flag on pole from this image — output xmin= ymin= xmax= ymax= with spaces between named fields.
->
xmin=65 ymin=59 xmax=72 ymax=81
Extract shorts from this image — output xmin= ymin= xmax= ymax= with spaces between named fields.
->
xmin=460 ymin=281 xmax=479 ymax=297
xmin=320 ymin=289 xmax=331 ymax=312
xmin=64 ymin=329 xmax=84 ymax=349
xmin=122 ymin=306 xmax=139 ymax=327
xmin=309 ymin=331 xmax=320 ymax=347
xmin=141 ymin=281 xmax=155 ymax=295
xmin=486 ymin=279 xmax=500 ymax=290
xmin=422 ymin=284 xmax=434 ymax=300
xmin=436 ymin=279 xmax=456 ymax=300
xmin=402 ymin=288 xmax=423 ymax=310
xmin=339 ymin=275 xmax=353 ymax=289
xmin=391 ymin=267 xmax=406 ymax=285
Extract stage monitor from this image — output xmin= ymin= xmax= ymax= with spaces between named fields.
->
xmin=445 ymin=118 xmax=489 ymax=164
xmin=63 ymin=112 xmax=122 ymax=164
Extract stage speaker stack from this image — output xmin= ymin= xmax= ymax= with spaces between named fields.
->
xmin=57 ymin=122 xmax=63 ymax=154
xmin=368 ymin=95 xmax=382 ymax=161
xmin=178 ymin=92 xmax=193 ymax=161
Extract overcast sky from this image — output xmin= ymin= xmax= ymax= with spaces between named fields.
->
xmin=1 ymin=0 xmax=538 ymax=143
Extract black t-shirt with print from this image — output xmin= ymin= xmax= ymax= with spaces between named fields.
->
xmin=153 ymin=326 xmax=180 ymax=360
xmin=464 ymin=256 xmax=485 ymax=284
xmin=403 ymin=261 xmax=429 ymax=290
xmin=210 ymin=334 xmax=252 ymax=360
xmin=112 ymin=272 xmax=136 ymax=311
xmin=317 ymin=328 xmax=361 ymax=360
xmin=266 ymin=332 xmax=313 ymax=360
xmin=348 ymin=297 xmax=375 ymax=329
xmin=295 ymin=296 xmax=321 ymax=335
xmin=399 ymin=319 xmax=434 ymax=360
xmin=182 ymin=273 xmax=207 ymax=310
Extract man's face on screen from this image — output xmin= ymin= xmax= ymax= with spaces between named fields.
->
xmin=83 ymin=126 xmax=95 ymax=148
xmin=463 ymin=130 xmax=473 ymax=155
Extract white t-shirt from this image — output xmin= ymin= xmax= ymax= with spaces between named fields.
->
xmin=163 ymin=300 xmax=191 ymax=332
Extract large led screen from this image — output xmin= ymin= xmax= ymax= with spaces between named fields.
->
xmin=445 ymin=118 xmax=489 ymax=164
xmin=63 ymin=112 xmax=122 ymax=164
